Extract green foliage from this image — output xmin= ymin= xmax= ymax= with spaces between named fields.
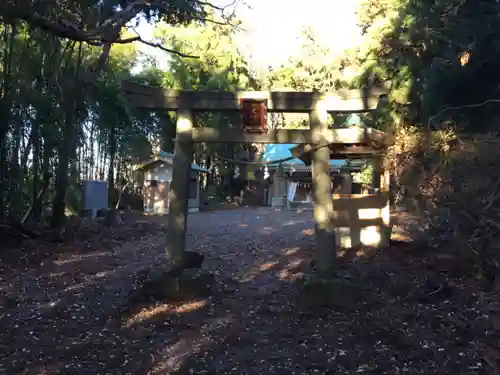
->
xmin=352 ymin=163 xmax=373 ymax=187
xmin=2 ymin=0 xmax=209 ymax=47
xmin=149 ymin=12 xmax=258 ymax=162
xmin=349 ymin=0 xmax=500 ymax=131
xmin=265 ymin=28 xmax=344 ymax=92
xmin=0 ymin=0 xmax=241 ymax=223
xmin=153 ymin=12 xmax=256 ymax=93
xmin=5 ymin=0 xmax=498 ymax=226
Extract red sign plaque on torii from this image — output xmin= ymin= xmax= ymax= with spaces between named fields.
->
xmin=240 ymin=98 xmax=268 ymax=133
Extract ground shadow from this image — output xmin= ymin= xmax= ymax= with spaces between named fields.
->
xmin=1 ymin=208 xmax=499 ymax=374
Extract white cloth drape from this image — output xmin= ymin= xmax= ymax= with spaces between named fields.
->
xmin=287 ymin=181 xmax=298 ymax=202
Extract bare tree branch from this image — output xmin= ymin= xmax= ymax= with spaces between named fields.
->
xmin=114 ymin=34 xmax=199 ymax=58
xmin=1 ymin=0 xmax=243 ymax=73
xmin=1 ymin=0 xmax=238 ymax=45
xmin=428 ymin=99 xmax=500 ymax=130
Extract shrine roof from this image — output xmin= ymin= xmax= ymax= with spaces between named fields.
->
xmin=135 ymin=151 xmax=208 ymax=172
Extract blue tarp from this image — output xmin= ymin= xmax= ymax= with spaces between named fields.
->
xmin=261 ymin=144 xmax=345 ymax=168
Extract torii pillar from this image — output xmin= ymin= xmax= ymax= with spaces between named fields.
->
xmin=165 ymin=109 xmax=194 ymax=270
xmin=310 ymin=105 xmax=336 ymax=276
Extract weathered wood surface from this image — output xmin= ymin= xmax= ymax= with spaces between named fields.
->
xmin=190 ymin=127 xmax=371 ymax=144
xmin=332 ymin=194 xmax=388 ymax=227
xmin=332 ymin=193 xmax=389 ymax=210
xmin=332 ymin=216 xmax=385 ymax=228
xmin=289 ymin=127 xmax=390 ymax=159
xmin=332 ymin=192 xmax=391 ymax=247
xmin=165 ymin=109 xmax=194 ymax=271
xmin=310 ymin=106 xmax=337 ymax=276
xmin=122 ymin=81 xmax=389 ymax=112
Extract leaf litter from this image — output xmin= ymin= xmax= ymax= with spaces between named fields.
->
xmin=0 ymin=208 xmax=498 ymax=374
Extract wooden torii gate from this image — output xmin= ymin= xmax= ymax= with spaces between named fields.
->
xmin=122 ymin=81 xmax=390 ymax=276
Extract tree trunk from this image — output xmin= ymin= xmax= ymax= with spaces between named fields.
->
xmin=51 ymin=110 xmax=74 ymax=227
xmin=51 ymin=43 xmax=83 ymax=227
xmin=32 ymin=125 xmax=41 ymax=221
xmin=160 ymin=113 xmax=176 ymax=152
xmin=36 ymin=136 xmax=53 ymax=220
xmin=107 ymin=124 xmax=116 ymax=207
xmin=0 ymin=24 xmax=16 ymax=221
xmin=107 ymin=124 xmax=116 ymax=190
xmin=8 ymin=110 xmax=22 ymax=219
xmin=0 ymin=129 xmax=7 ymax=221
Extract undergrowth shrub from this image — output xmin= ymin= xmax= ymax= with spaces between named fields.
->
xmin=387 ymin=126 xmax=500 ymax=278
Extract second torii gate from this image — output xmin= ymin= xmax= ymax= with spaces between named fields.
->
xmin=122 ymin=81 xmax=390 ymax=276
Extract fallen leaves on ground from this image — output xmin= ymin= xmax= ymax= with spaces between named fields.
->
xmin=0 ymin=208 xmax=497 ymax=375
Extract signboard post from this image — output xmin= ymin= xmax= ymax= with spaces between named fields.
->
xmin=84 ymin=180 xmax=108 ymax=218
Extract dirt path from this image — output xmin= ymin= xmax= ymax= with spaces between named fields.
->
xmin=0 ymin=208 xmax=497 ymax=374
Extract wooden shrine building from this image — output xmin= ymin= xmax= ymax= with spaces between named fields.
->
xmin=122 ymin=81 xmax=391 ymax=276
xmin=260 ymin=143 xmax=345 ymax=209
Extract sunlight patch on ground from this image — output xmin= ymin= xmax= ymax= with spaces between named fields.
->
xmin=259 ymin=226 xmax=274 ymax=235
xmin=354 ymin=247 xmax=378 ymax=258
xmin=282 ymin=220 xmax=304 ymax=227
xmin=238 ymin=246 xmax=311 ymax=283
xmin=63 ymin=270 xmax=116 ymax=293
xmin=53 ymin=251 xmax=111 ymax=265
xmin=239 ymin=260 xmax=280 ymax=282
xmin=301 ymin=228 xmax=314 ymax=236
xmin=65 ymin=283 xmax=89 ymax=293
xmin=391 ymin=230 xmax=411 ymax=242
xmin=259 ymin=262 xmax=276 ymax=271
xmin=37 ymin=299 xmax=62 ymax=312
xmin=148 ymin=331 xmax=210 ymax=374
xmin=283 ymin=247 xmax=300 ymax=255
xmin=149 ymin=315 xmax=233 ymax=374
xmin=337 ymin=249 xmax=348 ymax=257
xmin=124 ymin=300 xmax=208 ymax=328
xmin=93 ymin=270 xmax=113 ymax=279
xmin=276 ymin=258 xmax=306 ymax=281
xmin=20 ymin=365 xmax=57 ymax=375
xmin=49 ymin=271 xmax=66 ymax=278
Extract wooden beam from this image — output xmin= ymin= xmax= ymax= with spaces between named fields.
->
xmin=329 ymin=151 xmax=385 ymax=159
xmin=291 ymin=148 xmax=385 ymax=165
xmin=332 ymin=193 xmax=389 ymax=210
xmin=122 ymin=81 xmax=389 ymax=112
xmin=329 ymin=145 xmax=385 ymax=157
xmin=190 ymin=127 xmax=368 ymax=144
xmin=288 ymin=127 xmax=388 ymax=159
xmin=332 ymin=217 xmax=385 ymax=228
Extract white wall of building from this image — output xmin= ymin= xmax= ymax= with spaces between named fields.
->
xmin=145 ymin=163 xmax=172 ymax=182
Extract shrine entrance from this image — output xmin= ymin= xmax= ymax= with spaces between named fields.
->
xmin=122 ymin=81 xmax=391 ymax=276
